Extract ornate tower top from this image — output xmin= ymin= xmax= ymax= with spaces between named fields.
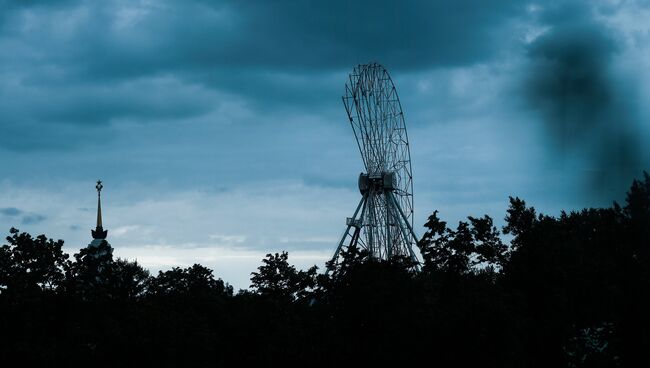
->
xmin=91 ymin=180 xmax=108 ymax=240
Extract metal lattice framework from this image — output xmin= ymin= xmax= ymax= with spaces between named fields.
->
xmin=330 ymin=63 xmax=420 ymax=267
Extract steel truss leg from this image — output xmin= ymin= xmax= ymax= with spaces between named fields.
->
xmin=328 ymin=193 xmax=368 ymax=270
xmin=386 ymin=191 xmax=421 ymax=268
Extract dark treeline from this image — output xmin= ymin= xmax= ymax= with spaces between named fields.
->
xmin=1 ymin=174 xmax=649 ymax=367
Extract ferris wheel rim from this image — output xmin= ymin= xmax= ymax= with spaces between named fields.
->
xmin=343 ymin=62 xmax=415 ymax=228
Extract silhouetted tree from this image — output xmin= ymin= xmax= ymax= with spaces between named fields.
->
xmin=322 ymin=252 xmax=421 ymax=364
xmin=148 ymin=264 xmax=232 ymax=298
xmin=0 ymin=228 xmax=68 ymax=295
xmin=250 ymin=251 xmax=317 ymax=301
xmin=108 ymin=258 xmax=150 ymax=300
xmin=325 ymin=244 xmax=369 ymax=278
xmin=618 ymin=171 xmax=650 ymax=366
xmin=418 ymin=211 xmax=507 ymax=274
xmin=498 ymin=173 xmax=650 ymax=367
xmin=503 ymin=196 xmax=537 ymax=250
xmin=63 ymin=240 xmax=114 ymax=300
xmin=623 ymin=171 xmax=650 ymax=264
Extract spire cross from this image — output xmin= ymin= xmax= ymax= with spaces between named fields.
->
xmin=96 ymin=180 xmax=103 ymax=195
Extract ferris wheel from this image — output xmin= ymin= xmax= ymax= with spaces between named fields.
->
xmin=330 ymin=63 xmax=420 ymax=266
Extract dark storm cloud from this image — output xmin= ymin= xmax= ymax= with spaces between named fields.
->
xmin=0 ymin=0 xmax=527 ymax=152
xmin=0 ymin=206 xmax=46 ymax=225
xmin=0 ymin=73 xmax=218 ymax=151
xmin=2 ymin=77 xmax=214 ymax=125
xmin=193 ymin=0 xmax=522 ymax=70
xmin=0 ymin=0 xmax=75 ymax=25
xmin=524 ymin=1 xmax=646 ymax=200
xmin=18 ymin=0 xmax=522 ymax=79
xmin=21 ymin=214 xmax=47 ymax=225
xmin=0 ymin=207 xmax=22 ymax=216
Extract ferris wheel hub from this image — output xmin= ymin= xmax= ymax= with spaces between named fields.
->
xmin=358 ymin=171 xmax=397 ymax=194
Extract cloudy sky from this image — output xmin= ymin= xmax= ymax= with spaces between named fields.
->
xmin=1 ymin=0 xmax=649 ymax=288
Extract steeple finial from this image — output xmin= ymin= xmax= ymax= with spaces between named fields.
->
xmin=91 ymin=180 xmax=108 ymax=239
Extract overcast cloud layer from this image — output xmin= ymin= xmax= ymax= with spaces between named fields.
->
xmin=1 ymin=0 xmax=649 ymax=288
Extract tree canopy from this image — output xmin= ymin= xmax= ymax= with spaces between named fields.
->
xmin=1 ymin=172 xmax=649 ymax=366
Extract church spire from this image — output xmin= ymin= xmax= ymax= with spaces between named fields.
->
xmin=91 ymin=180 xmax=108 ymax=240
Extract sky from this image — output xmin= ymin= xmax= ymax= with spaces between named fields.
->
xmin=1 ymin=0 xmax=649 ymax=289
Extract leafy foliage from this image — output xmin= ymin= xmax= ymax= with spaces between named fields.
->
xmin=250 ymin=251 xmax=317 ymax=301
xmin=149 ymin=264 xmax=232 ymax=298
xmin=417 ymin=211 xmax=508 ymax=274
xmin=0 ymin=228 xmax=68 ymax=294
